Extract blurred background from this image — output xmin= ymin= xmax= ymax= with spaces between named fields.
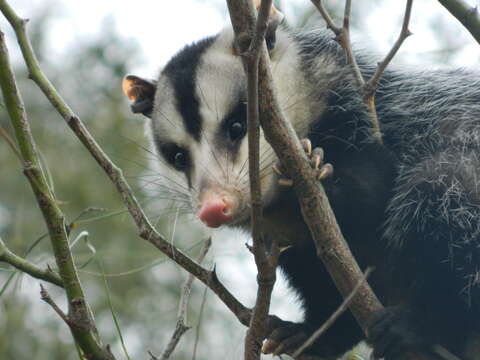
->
xmin=0 ymin=1 xmax=479 ymax=359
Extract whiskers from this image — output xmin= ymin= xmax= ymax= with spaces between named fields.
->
xmin=237 ymin=147 xmax=277 ymax=193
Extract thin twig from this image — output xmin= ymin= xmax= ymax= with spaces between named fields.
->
xmin=365 ymin=0 xmax=413 ymax=97
xmin=0 ymin=125 xmax=22 ymax=160
xmin=160 ymin=238 xmax=212 ymax=360
xmin=0 ymin=0 xmax=253 ymax=330
xmin=240 ymin=1 xmax=280 ymax=360
xmin=191 ymin=281 xmax=209 ymax=360
xmin=292 ymin=267 xmax=374 ymax=358
xmin=226 ymin=2 xmax=442 ymax=360
xmin=340 ymin=0 xmax=365 ymax=88
xmin=0 ymin=236 xmax=63 ymax=287
xmin=362 ymin=0 xmax=413 ymax=143
xmin=40 ymin=284 xmax=70 ymax=325
xmin=0 ymin=23 xmax=113 ymax=360
xmin=227 ymin=0 xmax=380 ymax=334
xmin=310 ymin=0 xmax=341 ymax=34
xmin=148 ymin=350 xmax=159 ymax=360
xmin=311 ymin=0 xmax=414 ymax=148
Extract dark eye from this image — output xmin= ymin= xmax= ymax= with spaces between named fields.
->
xmin=159 ymin=143 xmax=189 ymax=172
xmin=229 ymin=121 xmax=246 ymax=142
xmin=173 ymin=151 xmax=187 ymax=170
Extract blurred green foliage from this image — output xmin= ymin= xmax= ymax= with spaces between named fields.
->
xmin=0 ymin=7 xmax=216 ymax=360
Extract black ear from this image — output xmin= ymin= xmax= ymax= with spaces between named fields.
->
xmin=122 ymin=75 xmax=157 ymax=118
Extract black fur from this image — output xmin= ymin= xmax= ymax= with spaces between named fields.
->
xmin=138 ymin=28 xmax=480 ymax=359
xmin=265 ymin=31 xmax=480 ymax=359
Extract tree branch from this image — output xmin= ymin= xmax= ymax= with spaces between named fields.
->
xmin=340 ymin=0 xmax=365 ymax=88
xmin=0 ymin=23 xmax=113 ymax=360
xmin=225 ymin=2 xmax=441 ymax=360
xmin=312 ymin=0 xmax=413 ymax=144
xmin=365 ymin=0 xmax=413 ymax=97
xmin=292 ymin=267 xmax=373 ymax=358
xmin=0 ymin=0 xmax=254 ymax=333
xmin=310 ymin=0 xmax=341 ymax=34
xmin=241 ymin=1 xmax=280 ymax=359
xmin=159 ymin=238 xmax=212 ymax=360
xmin=40 ymin=284 xmax=70 ymax=324
xmin=0 ymin=236 xmax=63 ymax=287
xmin=438 ymin=0 xmax=480 ymax=44
xmin=227 ymin=0 xmax=381 ymax=333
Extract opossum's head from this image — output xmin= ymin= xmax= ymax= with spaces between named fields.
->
xmin=123 ymin=34 xmax=279 ymax=228
xmin=122 ymin=5 xmax=313 ymax=229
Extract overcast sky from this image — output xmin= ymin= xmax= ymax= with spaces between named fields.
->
xmin=4 ymin=0 xmax=480 ymax=77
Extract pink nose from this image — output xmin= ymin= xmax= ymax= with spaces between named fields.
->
xmin=198 ymin=197 xmax=232 ymax=228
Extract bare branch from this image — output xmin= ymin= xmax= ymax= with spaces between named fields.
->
xmin=0 ymin=125 xmax=22 ymax=160
xmin=438 ymin=0 xmax=480 ymax=44
xmin=0 ymin=237 xmax=63 ymax=287
xmin=0 ymin=23 xmax=113 ymax=360
xmin=292 ymin=267 xmax=373 ymax=358
xmin=230 ymin=1 xmax=283 ymax=359
xmin=227 ymin=0 xmax=382 ymax=333
xmin=158 ymin=323 xmax=189 ymax=360
xmin=0 ymin=0 xmax=254 ymax=330
xmin=160 ymin=238 xmax=212 ymax=360
xmin=310 ymin=0 xmax=341 ymax=34
xmin=40 ymin=284 xmax=70 ymax=325
xmin=225 ymin=2 xmax=444 ymax=360
xmin=148 ymin=351 xmax=159 ymax=360
xmin=340 ymin=0 xmax=365 ymax=88
xmin=365 ymin=0 xmax=413 ymax=98
xmin=191 ymin=282 xmax=209 ymax=360
xmin=311 ymin=0 xmax=414 ymax=149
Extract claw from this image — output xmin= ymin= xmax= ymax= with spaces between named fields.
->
xmin=276 ymin=139 xmax=332 ymax=187
xmin=311 ymin=147 xmax=324 ymax=167
xmin=262 ymin=339 xmax=278 ymax=354
xmin=272 ymin=333 xmax=307 ymax=356
xmin=318 ymin=163 xmax=334 ymax=180
xmin=272 ymin=163 xmax=283 ymax=176
xmin=311 ymin=155 xmax=321 ymax=170
xmin=301 ymin=138 xmax=312 ymax=155
xmin=278 ymin=178 xmax=294 ymax=187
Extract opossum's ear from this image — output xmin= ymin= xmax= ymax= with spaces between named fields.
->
xmin=254 ymin=0 xmax=285 ymax=50
xmin=122 ymin=75 xmax=157 ymax=118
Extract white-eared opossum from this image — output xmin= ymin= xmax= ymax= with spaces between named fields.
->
xmin=122 ymin=5 xmax=480 ymax=360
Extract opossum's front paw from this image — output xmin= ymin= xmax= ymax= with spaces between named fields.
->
xmin=367 ymin=307 xmax=431 ymax=360
xmin=262 ymin=320 xmax=311 ymax=356
xmin=273 ymin=138 xmax=334 ymax=187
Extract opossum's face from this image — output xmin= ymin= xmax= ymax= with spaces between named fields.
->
xmin=123 ymin=30 xmax=279 ymax=228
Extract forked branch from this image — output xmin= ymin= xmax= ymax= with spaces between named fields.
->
xmin=311 ymin=0 xmax=413 ymax=144
xmin=226 ymin=1 xmax=441 ymax=360
xmin=159 ymin=238 xmax=212 ymax=360
xmin=0 ymin=237 xmax=63 ymax=287
xmin=0 ymin=25 xmax=113 ymax=360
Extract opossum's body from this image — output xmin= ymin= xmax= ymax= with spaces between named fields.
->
xmin=123 ymin=23 xmax=480 ymax=359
